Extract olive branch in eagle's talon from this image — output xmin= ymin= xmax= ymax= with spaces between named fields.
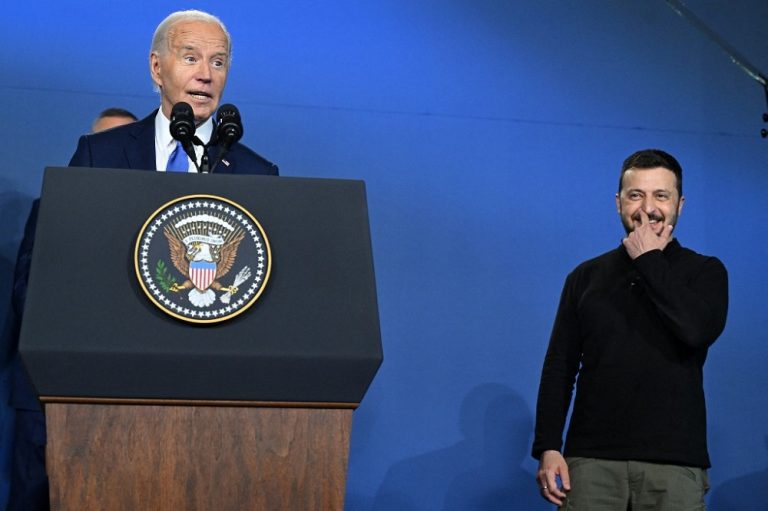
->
xmin=155 ymin=260 xmax=178 ymax=292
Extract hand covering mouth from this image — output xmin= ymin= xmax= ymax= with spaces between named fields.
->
xmin=633 ymin=214 xmax=664 ymax=223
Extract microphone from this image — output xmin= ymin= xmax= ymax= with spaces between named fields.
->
xmin=170 ymin=102 xmax=195 ymax=143
xmin=215 ymin=104 xmax=243 ymax=151
xmin=210 ymin=104 xmax=243 ymax=172
xmin=169 ymin=102 xmax=199 ymax=169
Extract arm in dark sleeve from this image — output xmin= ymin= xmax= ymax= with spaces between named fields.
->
xmin=68 ymin=134 xmax=92 ymax=167
xmin=633 ymin=250 xmax=728 ymax=349
xmin=12 ymin=200 xmax=40 ymax=321
xmin=532 ymin=274 xmax=583 ymax=459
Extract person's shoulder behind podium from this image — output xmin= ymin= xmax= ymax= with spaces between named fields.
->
xmin=69 ymin=9 xmax=278 ymax=176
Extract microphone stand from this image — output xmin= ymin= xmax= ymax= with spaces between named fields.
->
xmin=200 ymin=152 xmax=210 ymax=173
xmin=193 ymin=137 xmax=211 ymax=173
xmin=209 ymin=146 xmax=230 ymax=174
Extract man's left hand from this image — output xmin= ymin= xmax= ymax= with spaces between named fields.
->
xmin=623 ymin=209 xmax=673 ymax=259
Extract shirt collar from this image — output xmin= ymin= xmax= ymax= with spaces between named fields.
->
xmin=154 ymin=109 xmax=215 ymax=148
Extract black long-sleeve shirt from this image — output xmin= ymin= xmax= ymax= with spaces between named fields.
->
xmin=532 ymin=239 xmax=728 ymax=468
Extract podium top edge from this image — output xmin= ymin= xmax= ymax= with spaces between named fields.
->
xmin=40 ymin=395 xmax=360 ymax=410
xmin=45 ymin=166 xmax=368 ymax=186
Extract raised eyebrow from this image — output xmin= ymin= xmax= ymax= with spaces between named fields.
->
xmin=625 ymin=188 xmax=672 ymax=195
xmin=176 ymin=45 xmax=199 ymax=56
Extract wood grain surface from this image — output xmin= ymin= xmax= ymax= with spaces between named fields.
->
xmin=46 ymin=403 xmax=353 ymax=510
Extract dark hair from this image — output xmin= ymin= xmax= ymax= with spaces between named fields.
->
xmin=619 ymin=149 xmax=683 ymax=197
xmin=97 ymin=108 xmax=137 ymax=121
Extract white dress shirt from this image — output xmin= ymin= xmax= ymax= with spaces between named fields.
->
xmin=154 ymin=109 xmax=214 ymax=172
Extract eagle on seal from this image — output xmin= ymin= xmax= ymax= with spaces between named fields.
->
xmin=163 ymin=227 xmax=245 ymax=307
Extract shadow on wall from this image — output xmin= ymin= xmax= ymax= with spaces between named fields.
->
xmin=0 ymin=186 xmax=34 ymax=366
xmin=708 ymin=435 xmax=768 ymax=511
xmin=0 ymin=188 xmax=35 ymax=511
xmin=367 ymin=383 xmax=548 ymax=511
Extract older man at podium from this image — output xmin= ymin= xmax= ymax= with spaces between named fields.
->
xmin=8 ymin=10 xmax=278 ymax=511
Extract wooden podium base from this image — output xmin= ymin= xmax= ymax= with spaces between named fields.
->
xmin=45 ymin=403 xmax=353 ymax=511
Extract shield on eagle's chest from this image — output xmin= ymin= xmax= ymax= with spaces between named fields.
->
xmin=189 ymin=260 xmax=217 ymax=291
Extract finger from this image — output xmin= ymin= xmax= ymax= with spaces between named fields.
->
xmin=537 ymin=475 xmax=559 ymax=503
xmin=632 ymin=209 xmax=648 ymax=228
xmin=622 ymin=236 xmax=640 ymax=258
xmin=538 ymin=482 xmax=560 ymax=505
xmin=547 ymin=483 xmax=567 ymax=500
xmin=544 ymin=473 xmax=559 ymax=493
xmin=636 ymin=209 xmax=649 ymax=225
xmin=544 ymin=491 xmax=564 ymax=506
xmin=542 ymin=486 xmax=565 ymax=506
xmin=537 ymin=477 xmax=551 ymax=503
xmin=559 ymin=463 xmax=571 ymax=491
xmin=543 ymin=473 xmax=567 ymax=501
xmin=661 ymin=223 xmax=674 ymax=241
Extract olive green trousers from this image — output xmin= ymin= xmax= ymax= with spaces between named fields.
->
xmin=559 ymin=458 xmax=709 ymax=511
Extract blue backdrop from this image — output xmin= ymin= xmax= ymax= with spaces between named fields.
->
xmin=1 ymin=1 xmax=766 ymax=509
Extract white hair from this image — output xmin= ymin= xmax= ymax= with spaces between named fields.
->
xmin=149 ymin=10 xmax=232 ymax=92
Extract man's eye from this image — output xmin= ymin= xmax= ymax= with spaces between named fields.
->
xmin=184 ymin=56 xmax=196 ymax=63
xmin=212 ymin=60 xmax=225 ymax=68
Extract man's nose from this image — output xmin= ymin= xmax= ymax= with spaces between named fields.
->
xmin=642 ymin=197 xmax=657 ymax=213
xmin=195 ymin=62 xmax=212 ymax=82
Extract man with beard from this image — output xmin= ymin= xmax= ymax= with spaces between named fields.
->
xmin=532 ymin=149 xmax=728 ymax=510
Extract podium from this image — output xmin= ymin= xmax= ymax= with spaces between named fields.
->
xmin=19 ymin=167 xmax=383 ymax=510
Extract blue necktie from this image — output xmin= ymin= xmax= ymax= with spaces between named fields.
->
xmin=166 ymin=141 xmax=189 ymax=172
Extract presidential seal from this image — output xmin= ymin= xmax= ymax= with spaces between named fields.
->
xmin=135 ymin=195 xmax=271 ymax=323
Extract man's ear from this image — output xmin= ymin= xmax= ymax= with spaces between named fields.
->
xmin=149 ymin=52 xmax=162 ymax=89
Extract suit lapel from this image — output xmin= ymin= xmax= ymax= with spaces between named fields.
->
xmin=125 ymin=112 xmax=158 ymax=171
xmin=207 ymin=144 xmax=235 ymax=174
xmin=119 ymin=111 xmax=246 ymax=173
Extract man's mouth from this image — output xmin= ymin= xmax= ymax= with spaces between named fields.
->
xmin=633 ymin=215 xmax=664 ymax=225
xmin=188 ymin=91 xmax=212 ymax=101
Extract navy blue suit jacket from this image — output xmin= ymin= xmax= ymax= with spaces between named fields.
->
xmin=69 ymin=110 xmax=279 ymax=175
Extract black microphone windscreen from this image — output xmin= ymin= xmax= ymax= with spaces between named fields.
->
xmin=170 ymin=102 xmax=195 ymax=142
xmin=216 ymin=104 xmax=243 ymax=148
xmin=217 ymin=104 xmax=240 ymax=123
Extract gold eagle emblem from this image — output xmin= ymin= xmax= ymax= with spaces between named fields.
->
xmin=163 ymin=216 xmax=246 ymax=307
